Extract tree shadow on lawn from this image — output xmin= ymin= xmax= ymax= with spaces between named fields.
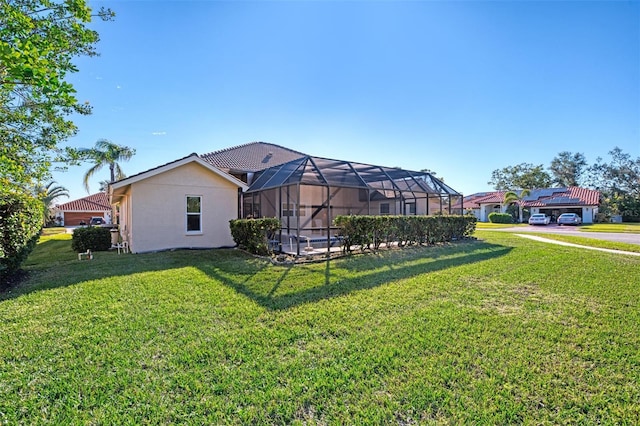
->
xmin=4 ymin=239 xmax=510 ymax=310
xmin=2 ymin=241 xmax=270 ymax=300
xmin=201 ymin=241 xmax=512 ymax=311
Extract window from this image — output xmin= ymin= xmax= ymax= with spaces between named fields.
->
xmin=406 ymin=203 xmax=416 ymax=215
xmin=186 ymin=196 xmax=202 ymax=233
xmin=282 ymin=203 xmax=306 ymax=217
xmin=380 ymin=203 xmax=390 ymax=215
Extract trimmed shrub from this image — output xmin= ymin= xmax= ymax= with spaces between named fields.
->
xmin=488 ymin=212 xmax=513 ymax=224
xmin=229 ymin=218 xmax=281 ymax=256
xmin=333 ymin=215 xmax=476 ymax=254
xmin=0 ymin=190 xmax=44 ymax=279
xmin=71 ymin=226 xmax=112 ymax=252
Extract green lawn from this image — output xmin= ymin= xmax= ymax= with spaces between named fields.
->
xmin=579 ymin=222 xmax=640 ymax=233
xmin=1 ymin=231 xmax=639 ymax=424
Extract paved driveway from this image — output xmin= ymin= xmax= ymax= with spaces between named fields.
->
xmin=489 ymin=224 xmax=640 ymax=246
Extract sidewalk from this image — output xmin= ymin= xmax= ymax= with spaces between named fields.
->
xmin=515 ymin=234 xmax=640 ymax=257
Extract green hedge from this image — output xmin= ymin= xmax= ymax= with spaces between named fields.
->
xmin=1 ymin=190 xmax=44 ymax=279
xmin=333 ymin=215 xmax=477 ymax=254
xmin=229 ymin=218 xmax=281 ymax=256
xmin=488 ymin=212 xmax=513 ymax=224
xmin=71 ymin=227 xmax=112 ymax=252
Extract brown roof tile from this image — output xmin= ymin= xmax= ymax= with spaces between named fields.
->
xmin=200 ymin=141 xmax=306 ymax=173
xmin=56 ymin=192 xmax=110 ymax=212
xmin=464 ymin=187 xmax=600 ymax=208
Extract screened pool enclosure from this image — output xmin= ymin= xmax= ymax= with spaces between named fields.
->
xmin=242 ymin=156 xmax=463 ymax=255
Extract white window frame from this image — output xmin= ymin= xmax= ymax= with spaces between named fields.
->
xmin=380 ymin=203 xmax=390 ymax=215
xmin=186 ymin=195 xmax=203 ymax=234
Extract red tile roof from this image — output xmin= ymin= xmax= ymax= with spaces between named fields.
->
xmin=56 ymin=192 xmax=110 ymax=212
xmin=200 ymin=141 xmax=306 ymax=173
xmin=463 ymin=187 xmax=600 ymax=208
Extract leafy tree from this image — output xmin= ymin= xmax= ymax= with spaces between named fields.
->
xmin=0 ymin=0 xmax=114 ymax=190
xmin=549 ymin=152 xmax=587 ymax=187
xmin=488 ymin=163 xmax=552 ymax=190
xmin=33 ymin=180 xmax=69 ymax=225
xmin=503 ymin=189 xmax=531 ymax=223
xmin=81 ymin=139 xmax=136 ymax=192
xmin=585 ymin=147 xmax=640 ymax=220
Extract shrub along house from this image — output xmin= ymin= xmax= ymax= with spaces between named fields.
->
xmin=110 ymin=142 xmax=463 ymax=254
xmin=464 ymin=187 xmax=600 ymax=223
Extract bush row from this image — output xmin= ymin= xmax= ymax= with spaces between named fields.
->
xmin=488 ymin=212 xmax=513 ymax=224
xmin=71 ymin=226 xmax=112 ymax=252
xmin=333 ymin=215 xmax=477 ymax=253
xmin=1 ymin=190 xmax=44 ymax=279
xmin=229 ymin=218 xmax=281 ymax=256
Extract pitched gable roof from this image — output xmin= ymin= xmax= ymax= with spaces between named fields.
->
xmin=56 ymin=192 xmax=110 ymax=212
xmin=464 ymin=187 xmax=600 ymax=208
xmin=200 ymin=141 xmax=307 ymax=173
xmin=110 ymin=153 xmax=247 ymax=202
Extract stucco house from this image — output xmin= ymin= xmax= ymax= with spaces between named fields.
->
xmin=464 ymin=187 xmax=600 ymax=223
xmin=54 ymin=192 xmax=112 ymax=226
xmin=110 ymin=142 xmax=462 ymax=254
xmin=110 ymin=154 xmax=247 ymax=253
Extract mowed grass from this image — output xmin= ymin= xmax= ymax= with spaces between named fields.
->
xmin=1 ymin=231 xmax=639 ymax=424
xmin=518 ymin=232 xmax=640 ymax=254
xmin=580 ymin=222 xmax=640 ymax=233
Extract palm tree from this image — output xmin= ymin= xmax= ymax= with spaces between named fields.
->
xmin=81 ymin=139 xmax=136 ymax=192
xmin=98 ymin=180 xmax=111 ymax=193
xmin=503 ymin=189 xmax=531 ymax=223
xmin=34 ymin=181 xmax=69 ymax=225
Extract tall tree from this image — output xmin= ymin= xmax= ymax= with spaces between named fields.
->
xmin=503 ymin=189 xmax=531 ymax=223
xmin=585 ymin=147 xmax=640 ymax=219
xmin=0 ymin=0 xmax=114 ymax=190
xmin=549 ymin=152 xmax=587 ymax=187
xmin=488 ymin=163 xmax=552 ymax=190
xmin=81 ymin=139 xmax=136 ymax=192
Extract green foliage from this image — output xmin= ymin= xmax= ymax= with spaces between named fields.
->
xmin=229 ymin=218 xmax=281 ymax=256
xmin=0 ymin=189 xmax=43 ymax=278
xmin=71 ymin=226 xmax=112 ymax=253
xmin=333 ymin=215 xmax=476 ymax=253
xmin=549 ymin=151 xmax=587 ymax=187
xmin=0 ymin=0 xmax=114 ymax=188
xmin=33 ymin=180 xmax=69 ymax=226
xmin=488 ymin=163 xmax=552 ymax=191
xmin=488 ymin=212 xmax=513 ymax=224
xmin=80 ymin=139 xmax=136 ymax=192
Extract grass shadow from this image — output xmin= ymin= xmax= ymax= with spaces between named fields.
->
xmin=5 ymin=237 xmax=509 ymax=312
xmin=201 ymin=241 xmax=512 ymax=310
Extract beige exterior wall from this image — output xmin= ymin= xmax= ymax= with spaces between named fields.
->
xmin=124 ymin=162 xmax=240 ymax=253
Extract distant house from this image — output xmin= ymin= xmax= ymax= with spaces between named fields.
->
xmin=464 ymin=187 xmax=600 ymax=223
xmin=54 ymin=192 xmax=112 ymax=226
xmin=110 ymin=141 xmax=462 ymax=254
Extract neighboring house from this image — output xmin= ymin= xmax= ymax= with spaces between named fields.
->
xmin=54 ymin=192 xmax=112 ymax=226
xmin=464 ymin=187 xmax=600 ymax=223
xmin=110 ymin=141 xmax=462 ymax=254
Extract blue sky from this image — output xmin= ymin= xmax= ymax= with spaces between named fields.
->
xmin=55 ymin=0 xmax=639 ymax=201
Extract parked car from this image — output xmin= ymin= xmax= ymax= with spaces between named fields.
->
xmin=89 ymin=217 xmax=105 ymax=226
xmin=557 ymin=213 xmax=582 ymax=226
xmin=528 ymin=213 xmax=550 ymax=226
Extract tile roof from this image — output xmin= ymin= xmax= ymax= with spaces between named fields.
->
xmin=200 ymin=141 xmax=307 ymax=173
xmin=56 ymin=192 xmax=110 ymax=211
xmin=524 ymin=186 xmax=600 ymax=207
xmin=464 ymin=187 xmax=600 ymax=208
